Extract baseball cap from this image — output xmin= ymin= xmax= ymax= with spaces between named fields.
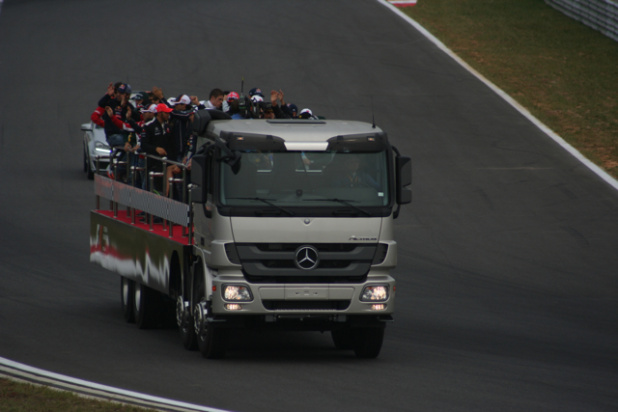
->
xmin=249 ymin=87 xmax=263 ymax=97
xmin=171 ymin=94 xmax=191 ymax=106
xmin=131 ymin=91 xmax=147 ymax=101
xmin=116 ymin=83 xmax=132 ymax=94
xmin=287 ymin=103 xmax=298 ymax=116
xmin=299 ymin=108 xmax=313 ymax=119
xmin=140 ymin=103 xmax=158 ymax=113
xmin=156 ymin=103 xmax=173 ymax=113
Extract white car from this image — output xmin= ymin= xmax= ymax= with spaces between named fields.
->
xmin=82 ymin=121 xmax=110 ymax=179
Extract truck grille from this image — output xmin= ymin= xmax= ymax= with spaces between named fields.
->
xmin=262 ymin=300 xmax=350 ymax=311
xmin=233 ymin=243 xmax=379 ymax=283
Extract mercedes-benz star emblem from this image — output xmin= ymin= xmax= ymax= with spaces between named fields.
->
xmin=295 ymin=245 xmax=319 ymax=270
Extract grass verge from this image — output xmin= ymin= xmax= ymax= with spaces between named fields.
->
xmin=0 ymin=378 xmax=158 ymax=412
xmin=404 ymin=0 xmax=618 ymax=177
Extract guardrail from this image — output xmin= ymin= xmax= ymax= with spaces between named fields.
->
xmin=97 ymin=149 xmax=192 ymax=200
xmin=94 ymin=150 xmax=194 ymax=241
xmin=545 ymin=0 xmax=618 ymax=42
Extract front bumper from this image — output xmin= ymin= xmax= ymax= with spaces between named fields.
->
xmin=210 ymin=275 xmax=396 ymax=319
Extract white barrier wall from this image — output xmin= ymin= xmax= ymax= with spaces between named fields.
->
xmin=546 ymin=0 xmax=618 ymax=41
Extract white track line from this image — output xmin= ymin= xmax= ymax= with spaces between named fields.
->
xmin=378 ymin=0 xmax=618 ymax=191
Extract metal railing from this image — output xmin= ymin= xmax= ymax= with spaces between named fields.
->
xmin=545 ymin=0 xmax=618 ymax=42
xmin=94 ymin=150 xmax=194 ymax=243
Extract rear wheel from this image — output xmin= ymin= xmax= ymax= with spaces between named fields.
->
xmin=353 ymin=326 xmax=385 ymax=359
xmin=134 ymin=282 xmax=158 ymax=329
xmin=120 ymin=277 xmax=135 ymax=323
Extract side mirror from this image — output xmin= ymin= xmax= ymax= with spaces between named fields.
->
xmin=396 ymin=156 xmax=412 ymax=205
xmin=192 ymin=110 xmax=212 ymax=136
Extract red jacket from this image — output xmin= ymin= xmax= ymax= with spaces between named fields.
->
xmin=90 ymin=106 xmax=105 ymax=127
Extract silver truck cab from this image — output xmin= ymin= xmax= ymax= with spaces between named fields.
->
xmin=185 ymin=116 xmax=411 ymax=358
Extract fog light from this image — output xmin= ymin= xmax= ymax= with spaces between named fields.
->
xmin=371 ymin=304 xmax=386 ymax=311
xmin=361 ymin=285 xmax=389 ymax=302
xmin=225 ymin=303 xmax=243 ymax=311
xmin=222 ymin=284 xmax=253 ymax=302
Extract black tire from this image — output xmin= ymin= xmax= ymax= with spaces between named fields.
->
xmin=178 ymin=298 xmax=197 ymax=350
xmin=134 ymin=282 xmax=158 ymax=329
xmin=84 ymin=143 xmax=94 ymax=180
xmin=196 ymin=320 xmax=226 ymax=359
xmin=193 ymin=276 xmax=226 ymax=359
xmin=353 ymin=326 xmax=385 ymax=359
xmin=331 ymin=327 xmax=354 ymax=350
xmin=179 ymin=319 xmax=197 ymax=350
xmin=120 ymin=277 xmax=135 ymax=323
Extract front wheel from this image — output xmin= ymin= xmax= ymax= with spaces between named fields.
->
xmin=177 ymin=296 xmax=197 ymax=350
xmin=196 ymin=319 xmax=226 ymax=359
xmin=193 ymin=278 xmax=226 ymax=359
xmin=331 ymin=327 xmax=354 ymax=350
xmin=353 ymin=326 xmax=385 ymax=359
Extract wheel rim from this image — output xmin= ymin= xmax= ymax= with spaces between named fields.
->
xmin=121 ymin=279 xmax=130 ymax=307
xmin=194 ymin=300 xmax=207 ymax=338
xmin=134 ymin=283 xmax=142 ymax=313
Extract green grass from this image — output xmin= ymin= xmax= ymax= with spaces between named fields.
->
xmin=405 ymin=0 xmax=618 ymax=176
xmin=0 ymin=378 xmax=158 ymax=412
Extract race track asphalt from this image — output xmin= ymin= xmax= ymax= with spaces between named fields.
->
xmin=0 ymin=1 xmax=617 ymax=411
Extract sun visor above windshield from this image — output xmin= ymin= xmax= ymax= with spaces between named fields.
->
xmin=284 ymin=142 xmax=329 ymax=151
xmin=221 ymin=132 xmax=287 ymax=152
xmin=326 ymin=132 xmax=389 ymax=152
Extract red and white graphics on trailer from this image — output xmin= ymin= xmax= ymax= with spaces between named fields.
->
xmin=90 ymin=112 xmax=412 ymax=358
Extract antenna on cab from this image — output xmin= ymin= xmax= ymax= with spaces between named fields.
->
xmin=371 ymin=95 xmax=376 ymax=128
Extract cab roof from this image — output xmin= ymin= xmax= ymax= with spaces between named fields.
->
xmin=207 ymin=119 xmax=385 ymax=144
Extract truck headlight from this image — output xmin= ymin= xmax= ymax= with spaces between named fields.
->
xmin=222 ymin=285 xmax=253 ymax=302
xmin=360 ymin=285 xmax=389 ymax=302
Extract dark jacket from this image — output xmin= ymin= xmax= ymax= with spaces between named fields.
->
xmin=169 ymin=110 xmax=194 ymax=160
xmin=141 ymin=118 xmax=176 ymax=171
xmin=98 ymin=94 xmax=137 ymax=138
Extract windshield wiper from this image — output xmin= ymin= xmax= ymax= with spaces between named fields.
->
xmin=304 ymin=198 xmax=373 ymax=217
xmin=227 ymin=197 xmax=295 ymax=216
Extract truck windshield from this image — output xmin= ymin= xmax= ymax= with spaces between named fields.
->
xmin=219 ymin=151 xmax=390 ymax=211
